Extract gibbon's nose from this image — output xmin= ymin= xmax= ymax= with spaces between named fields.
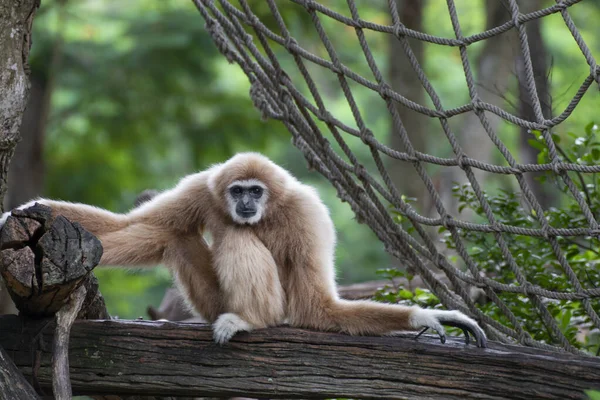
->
xmin=236 ymin=201 xmax=257 ymax=218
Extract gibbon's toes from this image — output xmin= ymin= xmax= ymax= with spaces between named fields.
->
xmin=443 ymin=320 xmax=487 ymax=348
xmin=410 ymin=308 xmax=487 ymax=348
xmin=212 ymin=313 xmax=252 ymax=345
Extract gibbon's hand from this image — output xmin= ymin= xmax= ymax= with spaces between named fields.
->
xmin=212 ymin=313 xmax=253 ymax=345
xmin=410 ymin=308 xmax=487 ymax=348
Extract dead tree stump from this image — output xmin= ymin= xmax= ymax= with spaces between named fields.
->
xmin=0 ymin=203 xmax=108 ymax=319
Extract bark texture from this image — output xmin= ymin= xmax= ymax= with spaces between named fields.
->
xmin=0 ymin=345 xmax=41 ymax=399
xmin=0 ymin=203 xmax=108 ymax=318
xmin=0 ymin=317 xmax=598 ymax=399
xmin=0 ymin=0 xmax=41 ymax=211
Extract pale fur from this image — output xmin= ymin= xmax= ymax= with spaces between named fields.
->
xmin=1 ymin=152 xmax=486 ymax=345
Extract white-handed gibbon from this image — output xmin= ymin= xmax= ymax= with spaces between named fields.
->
xmin=0 ymin=153 xmax=486 ymax=347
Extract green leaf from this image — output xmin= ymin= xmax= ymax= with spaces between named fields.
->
xmin=593 ymin=148 xmax=600 ymax=160
xmin=552 ymin=133 xmax=561 ymax=144
xmin=398 ymin=289 xmax=414 ymax=300
xmin=528 ymin=139 xmax=546 ymax=151
xmin=585 ymin=390 xmax=600 ymax=400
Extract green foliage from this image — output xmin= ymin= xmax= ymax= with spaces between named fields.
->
xmin=586 ymin=390 xmax=600 ymax=400
xmin=379 ymin=124 xmax=600 ymax=353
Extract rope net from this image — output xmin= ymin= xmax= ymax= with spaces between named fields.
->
xmin=193 ymin=0 xmax=600 ymax=354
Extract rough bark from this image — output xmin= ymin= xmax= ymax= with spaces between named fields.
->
xmin=0 ymin=203 xmax=108 ymax=318
xmin=0 ymin=316 xmax=598 ymax=399
xmin=5 ymin=74 xmax=47 ymax=210
xmin=0 ymin=4 xmax=43 ymax=397
xmin=0 ymin=345 xmax=41 ymax=399
xmin=0 ymin=0 xmax=41 ymax=212
xmin=52 ymin=284 xmax=87 ymax=400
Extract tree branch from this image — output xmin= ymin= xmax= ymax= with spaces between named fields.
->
xmin=0 ymin=316 xmax=598 ymax=399
xmin=52 ymin=285 xmax=87 ymax=400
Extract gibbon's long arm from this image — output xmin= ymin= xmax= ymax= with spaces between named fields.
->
xmin=284 ymin=186 xmax=487 ymax=348
xmin=0 ymin=172 xmax=211 ymax=266
xmin=0 ymin=199 xmax=172 ymax=266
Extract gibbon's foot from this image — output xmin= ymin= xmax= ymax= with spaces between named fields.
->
xmin=212 ymin=313 xmax=252 ymax=345
xmin=410 ymin=308 xmax=487 ymax=348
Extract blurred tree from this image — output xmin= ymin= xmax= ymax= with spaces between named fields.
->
xmin=517 ymin=0 xmax=554 ymax=208
xmin=388 ymin=0 xmax=429 ymax=211
xmin=439 ymin=0 xmax=517 ymax=212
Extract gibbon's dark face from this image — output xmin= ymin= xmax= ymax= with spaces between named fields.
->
xmin=226 ymin=179 xmax=268 ymax=224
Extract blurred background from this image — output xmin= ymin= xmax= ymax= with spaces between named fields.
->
xmin=6 ymin=0 xmax=599 ymax=319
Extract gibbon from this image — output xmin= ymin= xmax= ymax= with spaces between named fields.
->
xmin=0 ymin=152 xmax=486 ymax=347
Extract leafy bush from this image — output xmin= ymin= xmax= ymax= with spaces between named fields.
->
xmin=377 ymin=123 xmax=600 ymax=354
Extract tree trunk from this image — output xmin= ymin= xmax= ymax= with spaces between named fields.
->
xmin=440 ymin=0 xmax=516 ymax=213
xmin=517 ymin=0 xmax=554 ymax=208
xmin=0 ymin=0 xmax=41 ymax=212
xmin=0 ymin=2 xmax=42 ymax=398
xmin=5 ymin=75 xmax=47 ymax=210
xmin=388 ymin=0 xmax=429 ymax=210
xmin=1 ymin=317 xmax=599 ymax=399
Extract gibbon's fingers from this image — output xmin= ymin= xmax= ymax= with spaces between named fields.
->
xmin=410 ymin=309 xmax=487 ymax=348
xmin=212 ymin=313 xmax=252 ymax=345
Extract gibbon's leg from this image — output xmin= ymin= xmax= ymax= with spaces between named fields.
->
xmin=329 ymin=299 xmax=486 ymax=347
xmin=286 ymin=268 xmax=487 ymax=347
xmin=163 ymin=235 xmax=224 ymax=323
xmin=211 ymin=228 xmax=286 ymax=344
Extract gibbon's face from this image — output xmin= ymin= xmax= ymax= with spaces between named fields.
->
xmin=226 ymin=179 xmax=268 ymax=225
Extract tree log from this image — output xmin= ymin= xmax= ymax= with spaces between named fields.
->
xmin=0 ymin=316 xmax=598 ymax=400
xmin=0 ymin=203 xmax=108 ymax=319
xmin=0 ymin=345 xmax=41 ymax=399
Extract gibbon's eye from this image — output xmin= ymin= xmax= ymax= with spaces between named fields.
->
xmin=250 ymin=186 xmax=263 ymax=197
xmin=230 ymin=186 xmax=243 ymax=196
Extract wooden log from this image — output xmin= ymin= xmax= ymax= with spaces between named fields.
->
xmin=0 ymin=203 xmax=108 ymax=319
xmin=0 ymin=316 xmax=598 ymax=400
xmin=0 ymin=346 xmax=41 ymax=400
xmin=0 ymin=204 xmax=110 ymax=398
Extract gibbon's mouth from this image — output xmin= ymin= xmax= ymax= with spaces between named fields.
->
xmin=237 ymin=210 xmax=257 ymax=218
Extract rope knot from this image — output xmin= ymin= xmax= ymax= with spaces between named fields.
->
xmin=456 ymin=153 xmax=468 ymax=170
xmin=284 ymin=37 xmax=298 ymax=52
xmin=378 ymin=83 xmax=392 ymax=100
xmin=249 ymin=80 xmax=278 ymax=121
xmin=592 ymin=62 xmax=600 ymax=86
xmin=441 ymin=214 xmax=453 ymax=230
xmin=551 ymin=162 xmax=562 ymax=175
xmin=359 ymin=128 xmax=373 ymax=145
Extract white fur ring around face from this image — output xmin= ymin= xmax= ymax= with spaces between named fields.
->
xmin=212 ymin=312 xmax=252 ymax=344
